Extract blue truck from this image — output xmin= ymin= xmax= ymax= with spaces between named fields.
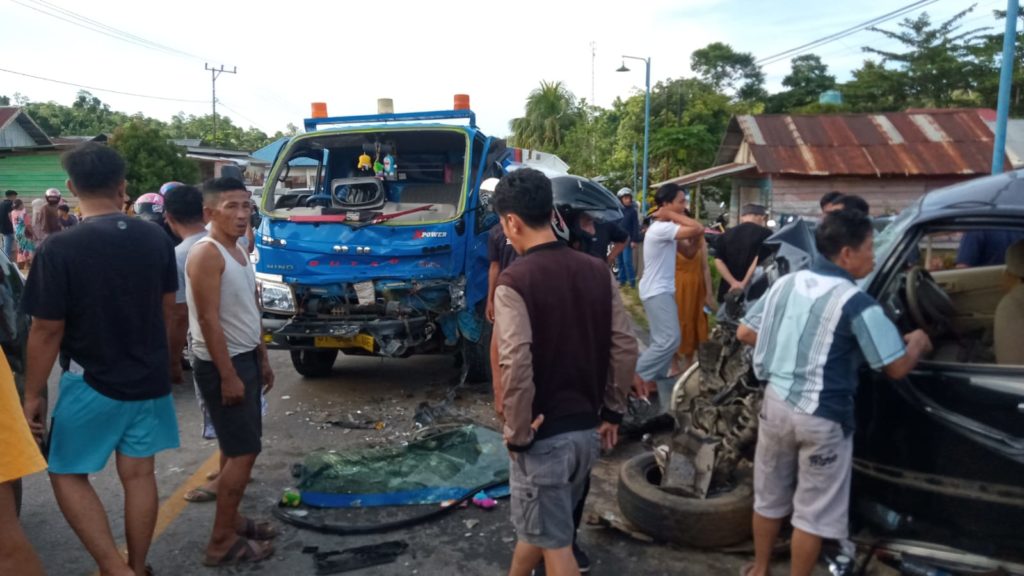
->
xmin=253 ymin=101 xmax=566 ymax=379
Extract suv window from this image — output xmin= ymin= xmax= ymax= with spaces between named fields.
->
xmin=882 ymin=226 xmax=1024 ymax=366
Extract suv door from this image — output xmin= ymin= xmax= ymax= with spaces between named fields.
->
xmin=853 ymin=221 xmax=1024 ymax=561
xmin=854 ymin=364 xmax=1024 ymax=560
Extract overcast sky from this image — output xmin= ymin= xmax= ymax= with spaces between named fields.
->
xmin=0 ymin=0 xmax=1009 ymax=141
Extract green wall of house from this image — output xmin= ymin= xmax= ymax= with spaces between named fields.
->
xmin=0 ymin=152 xmax=67 ymax=194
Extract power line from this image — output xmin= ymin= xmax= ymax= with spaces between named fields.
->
xmin=757 ymin=0 xmax=940 ymax=67
xmin=785 ymin=1 xmax=1002 ymax=66
xmin=217 ymin=101 xmax=265 ymax=130
xmin=8 ymin=0 xmax=213 ymax=62
xmin=0 ymin=66 xmax=209 ymax=103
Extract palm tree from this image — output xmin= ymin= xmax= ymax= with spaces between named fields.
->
xmin=510 ymin=81 xmax=580 ymax=151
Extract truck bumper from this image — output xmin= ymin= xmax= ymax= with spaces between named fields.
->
xmin=261 ymin=315 xmax=439 ymax=357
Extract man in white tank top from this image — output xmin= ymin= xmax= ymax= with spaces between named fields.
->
xmin=186 ymin=177 xmax=276 ymax=566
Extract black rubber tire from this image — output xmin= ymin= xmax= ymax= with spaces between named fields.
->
xmin=290 ymin=349 xmax=338 ymax=378
xmin=617 ymin=452 xmax=753 ymax=548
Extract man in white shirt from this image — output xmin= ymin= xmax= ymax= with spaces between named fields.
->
xmin=634 ymin=183 xmax=704 ymax=407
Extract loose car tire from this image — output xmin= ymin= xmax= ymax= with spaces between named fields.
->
xmin=290 ymin=349 xmax=338 ymax=378
xmin=617 ymin=452 xmax=754 ymax=548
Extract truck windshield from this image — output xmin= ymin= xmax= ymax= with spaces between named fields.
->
xmin=263 ymin=129 xmax=469 ymax=225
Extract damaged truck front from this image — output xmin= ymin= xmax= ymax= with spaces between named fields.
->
xmin=254 ymin=105 xmax=564 ymax=379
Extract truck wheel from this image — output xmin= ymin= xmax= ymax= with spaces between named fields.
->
xmin=461 ymin=328 xmax=491 ymax=384
xmin=617 ymin=452 xmax=753 ymax=548
xmin=290 ymin=349 xmax=338 ymax=378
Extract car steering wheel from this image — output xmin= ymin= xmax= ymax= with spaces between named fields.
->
xmin=904 ymin=265 xmax=957 ymax=336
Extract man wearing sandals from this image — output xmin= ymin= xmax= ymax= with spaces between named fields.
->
xmin=186 ymin=177 xmax=277 ymax=566
xmin=22 ymin=143 xmax=180 ymax=576
xmin=736 ymin=210 xmax=931 ymax=576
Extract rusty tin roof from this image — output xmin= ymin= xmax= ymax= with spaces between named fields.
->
xmin=715 ymin=109 xmax=1007 ymax=177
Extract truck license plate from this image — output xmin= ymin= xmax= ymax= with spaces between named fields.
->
xmin=314 ymin=334 xmax=374 ymax=352
xmin=354 ymin=281 xmax=375 ymax=306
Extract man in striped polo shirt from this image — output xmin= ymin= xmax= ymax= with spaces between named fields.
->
xmin=736 ymin=209 xmax=932 ymax=576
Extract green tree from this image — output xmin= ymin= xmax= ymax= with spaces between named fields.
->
xmin=974 ymin=4 xmax=1024 ymax=115
xmin=0 ymin=95 xmax=9 ymax=106
xmin=850 ymin=7 xmax=986 ymax=109
xmin=24 ymin=91 xmax=133 ymax=137
xmin=766 ymin=54 xmax=836 ymax=112
xmin=510 ymin=81 xmax=581 ymax=151
xmin=559 ymin=102 xmax=620 ymax=178
xmin=109 ymin=120 xmax=198 ymax=199
xmin=842 ymin=59 xmax=912 ymax=111
xmin=690 ymin=42 xmax=767 ymax=102
xmin=166 ymin=112 xmax=273 ymax=150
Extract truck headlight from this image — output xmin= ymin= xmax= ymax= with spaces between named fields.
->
xmin=257 ymin=279 xmax=296 ymax=313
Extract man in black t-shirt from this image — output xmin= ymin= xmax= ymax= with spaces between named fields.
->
xmin=715 ymin=203 xmax=772 ymax=303
xmin=0 ymin=190 xmax=17 ymax=259
xmin=575 ymin=212 xmax=629 ymax=265
xmin=21 ymin=143 xmax=179 ymax=576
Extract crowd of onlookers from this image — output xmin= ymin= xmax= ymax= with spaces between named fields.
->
xmin=2 ymin=143 xmax=275 ymax=575
xmin=0 ymin=188 xmax=79 ymax=270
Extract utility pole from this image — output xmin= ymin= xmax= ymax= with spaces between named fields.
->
xmin=204 ymin=63 xmax=237 ymax=146
xmin=590 ymin=41 xmax=596 ymax=105
xmin=992 ymin=0 xmax=1019 ymax=174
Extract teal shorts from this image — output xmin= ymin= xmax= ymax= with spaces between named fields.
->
xmin=48 ymin=372 xmax=180 ymax=474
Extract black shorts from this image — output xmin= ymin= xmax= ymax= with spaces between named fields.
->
xmin=193 ymin=349 xmax=262 ymax=457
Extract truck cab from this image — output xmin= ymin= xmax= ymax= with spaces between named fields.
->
xmin=254 ymin=102 xmax=565 ymax=378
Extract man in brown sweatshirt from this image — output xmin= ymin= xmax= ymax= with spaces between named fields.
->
xmin=492 ymin=168 xmax=637 ymax=576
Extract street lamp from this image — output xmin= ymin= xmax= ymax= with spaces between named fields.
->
xmin=618 ymin=55 xmax=651 ymax=216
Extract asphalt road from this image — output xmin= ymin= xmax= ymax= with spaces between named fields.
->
xmin=19 ymin=350 xmax=766 ymax=576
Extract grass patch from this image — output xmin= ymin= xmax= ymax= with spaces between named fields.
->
xmin=619 ymin=285 xmax=649 ymax=332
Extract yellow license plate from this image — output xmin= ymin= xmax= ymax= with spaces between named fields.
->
xmin=314 ymin=334 xmax=374 ymax=353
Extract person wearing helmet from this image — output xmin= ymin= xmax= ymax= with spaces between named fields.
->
xmin=160 ymin=181 xmax=184 ymax=196
xmin=33 ymin=189 xmax=62 ymax=245
xmin=134 ymin=192 xmax=165 ymax=222
xmin=616 ymin=188 xmax=641 ymax=288
xmin=134 ymin=192 xmax=180 ymax=243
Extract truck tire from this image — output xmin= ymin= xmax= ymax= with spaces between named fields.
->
xmin=290 ymin=349 xmax=338 ymax=378
xmin=617 ymin=452 xmax=753 ymax=548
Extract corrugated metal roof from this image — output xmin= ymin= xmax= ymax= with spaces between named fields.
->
xmin=716 ymin=109 xmax=1006 ymax=177
xmin=0 ymin=107 xmax=52 ymax=147
xmin=652 ymin=162 xmax=756 ymax=188
xmin=0 ymin=108 xmax=18 ymax=127
xmin=985 ymin=118 xmax=1024 ymax=169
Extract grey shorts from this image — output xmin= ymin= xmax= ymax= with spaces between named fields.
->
xmin=193 ymin=349 xmax=263 ymax=457
xmin=754 ymin=387 xmax=853 ymax=539
xmin=509 ymin=429 xmax=599 ymax=549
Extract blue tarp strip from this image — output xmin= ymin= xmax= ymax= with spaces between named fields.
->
xmin=300 ymin=484 xmax=510 ymax=509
